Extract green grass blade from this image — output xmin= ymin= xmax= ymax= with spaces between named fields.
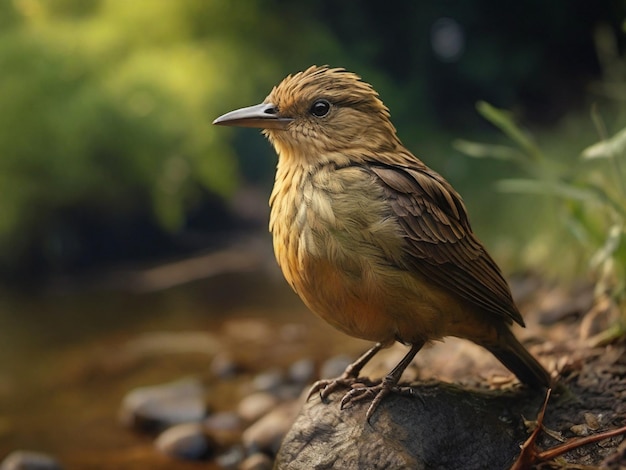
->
xmin=476 ymin=101 xmax=543 ymax=162
xmin=452 ymin=139 xmax=526 ymax=161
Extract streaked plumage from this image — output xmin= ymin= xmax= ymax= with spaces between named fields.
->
xmin=214 ymin=66 xmax=551 ymax=420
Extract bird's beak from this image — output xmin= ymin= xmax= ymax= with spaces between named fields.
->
xmin=212 ymin=102 xmax=292 ymax=130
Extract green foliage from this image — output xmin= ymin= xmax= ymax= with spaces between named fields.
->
xmin=0 ymin=0 xmax=618 ymax=277
xmin=0 ymin=0 xmax=290 ymax=270
xmin=0 ymin=0 xmax=403 ymax=274
xmin=455 ymin=101 xmax=626 ymax=335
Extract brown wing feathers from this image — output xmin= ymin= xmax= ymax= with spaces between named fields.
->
xmin=370 ymin=163 xmax=525 ymax=327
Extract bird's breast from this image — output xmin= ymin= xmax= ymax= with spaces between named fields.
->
xmin=269 ymin=162 xmax=398 ymax=289
xmin=268 ymin=161 xmax=439 ymax=342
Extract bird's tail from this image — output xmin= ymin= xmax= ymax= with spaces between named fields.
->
xmin=486 ymin=329 xmax=552 ymax=390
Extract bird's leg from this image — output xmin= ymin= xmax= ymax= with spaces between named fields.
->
xmin=307 ymin=342 xmax=384 ymax=402
xmin=340 ymin=341 xmax=425 ymax=422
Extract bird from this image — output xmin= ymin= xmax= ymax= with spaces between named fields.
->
xmin=213 ymin=65 xmax=552 ymax=421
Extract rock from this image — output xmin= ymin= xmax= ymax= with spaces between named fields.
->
xmin=275 ymin=382 xmax=543 ymax=469
xmin=0 ymin=450 xmax=62 ymax=470
xmin=242 ymin=400 xmax=301 ymax=455
xmin=274 ymin=383 xmax=306 ymax=401
xmin=288 ymin=358 xmax=315 ymax=384
xmin=237 ymin=392 xmax=279 ymax=422
xmin=204 ymin=411 xmax=242 ymax=446
xmin=319 ymin=355 xmax=353 ymax=379
xmin=119 ymin=377 xmax=206 ymax=432
xmin=204 ymin=411 xmax=242 ymax=433
xmin=252 ymin=369 xmax=285 ymax=392
xmin=154 ymin=423 xmax=213 ymax=460
xmin=570 ymin=423 xmax=590 ymax=436
xmin=214 ymin=446 xmax=245 ymax=469
xmin=210 ymin=353 xmax=241 ymax=379
xmin=239 ymin=452 xmax=273 ymax=470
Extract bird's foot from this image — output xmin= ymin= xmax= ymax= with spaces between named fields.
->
xmin=340 ymin=378 xmax=422 ymax=422
xmin=306 ymin=374 xmax=364 ymax=402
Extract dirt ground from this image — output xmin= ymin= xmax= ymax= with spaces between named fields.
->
xmin=411 ymin=275 xmax=626 ymax=468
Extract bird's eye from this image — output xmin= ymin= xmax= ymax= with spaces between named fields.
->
xmin=310 ymin=99 xmax=331 ymax=117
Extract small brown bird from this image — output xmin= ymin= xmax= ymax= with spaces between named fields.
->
xmin=213 ymin=66 xmax=551 ymax=420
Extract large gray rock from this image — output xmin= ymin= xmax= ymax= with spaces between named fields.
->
xmin=276 ymin=382 xmax=544 ymax=470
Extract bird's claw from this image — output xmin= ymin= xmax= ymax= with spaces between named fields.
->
xmin=339 ymin=382 xmax=390 ymax=422
xmin=340 ymin=382 xmax=423 ymax=422
xmin=340 ymin=384 xmax=380 ymax=409
xmin=306 ymin=376 xmax=359 ymax=402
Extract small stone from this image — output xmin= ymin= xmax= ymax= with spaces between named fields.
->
xmin=238 ymin=392 xmax=279 ymax=422
xmin=204 ymin=412 xmax=242 ymax=433
xmin=239 ymin=452 xmax=273 ymax=470
xmin=583 ymin=412 xmax=600 ymax=430
xmin=215 ymin=446 xmax=245 ymax=469
xmin=274 ymin=383 xmax=306 ymax=401
xmin=289 ymin=358 xmax=315 ymax=384
xmin=320 ymin=355 xmax=353 ymax=379
xmin=204 ymin=412 xmax=242 ymax=447
xmin=0 ymin=450 xmax=62 ymax=470
xmin=119 ymin=377 xmax=206 ymax=432
xmin=154 ymin=423 xmax=213 ymax=460
xmin=252 ymin=369 xmax=284 ymax=392
xmin=210 ymin=353 xmax=241 ymax=379
xmin=570 ymin=424 xmax=590 ymax=436
xmin=242 ymin=400 xmax=301 ymax=454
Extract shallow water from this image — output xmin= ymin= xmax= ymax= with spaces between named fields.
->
xmin=0 ymin=266 xmax=367 ymax=469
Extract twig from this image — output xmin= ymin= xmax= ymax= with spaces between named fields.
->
xmin=536 ymin=424 xmax=626 ymax=462
xmin=510 ymin=388 xmax=552 ymax=470
xmin=510 ymin=387 xmax=626 ymax=469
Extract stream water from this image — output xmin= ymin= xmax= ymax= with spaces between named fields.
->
xmin=0 ymin=263 xmax=368 ymax=469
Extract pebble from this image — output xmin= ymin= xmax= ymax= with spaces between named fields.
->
xmin=584 ymin=412 xmax=600 ymax=430
xmin=242 ymin=400 xmax=300 ymax=454
xmin=210 ymin=353 xmax=241 ymax=379
xmin=119 ymin=377 xmax=206 ymax=431
xmin=239 ymin=452 xmax=273 ymax=470
xmin=204 ymin=411 xmax=242 ymax=433
xmin=214 ymin=446 xmax=245 ymax=469
xmin=252 ymin=369 xmax=284 ymax=392
xmin=154 ymin=423 xmax=213 ymax=460
xmin=570 ymin=424 xmax=590 ymax=437
xmin=288 ymin=358 xmax=315 ymax=384
xmin=0 ymin=450 xmax=62 ymax=470
xmin=319 ymin=354 xmax=353 ymax=379
xmin=274 ymin=383 xmax=306 ymax=401
xmin=237 ymin=392 xmax=279 ymax=422
xmin=204 ymin=411 xmax=242 ymax=445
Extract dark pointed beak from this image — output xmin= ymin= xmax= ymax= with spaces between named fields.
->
xmin=212 ymin=102 xmax=292 ymax=129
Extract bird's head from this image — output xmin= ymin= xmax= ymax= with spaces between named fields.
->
xmin=213 ymin=66 xmax=400 ymax=164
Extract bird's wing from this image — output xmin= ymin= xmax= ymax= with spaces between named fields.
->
xmin=369 ymin=163 xmax=524 ymax=326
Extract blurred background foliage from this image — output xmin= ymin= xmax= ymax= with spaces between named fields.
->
xmin=0 ymin=0 xmax=624 ymax=287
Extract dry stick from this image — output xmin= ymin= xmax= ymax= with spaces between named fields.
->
xmin=536 ymin=424 xmax=626 ymax=462
xmin=511 ymin=387 xmax=626 ymax=469
xmin=510 ymin=388 xmax=552 ymax=470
